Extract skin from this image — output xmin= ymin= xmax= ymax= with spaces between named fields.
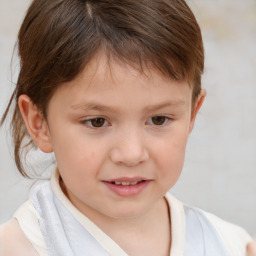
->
xmin=43 ymin=59 xmax=199 ymax=220
xmin=247 ymin=241 xmax=256 ymax=256
xmin=1 ymin=54 xmax=254 ymax=255
xmin=0 ymin=219 xmax=38 ymax=255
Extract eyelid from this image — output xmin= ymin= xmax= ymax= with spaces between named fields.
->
xmin=146 ymin=115 xmax=173 ymax=126
xmin=80 ymin=116 xmax=110 ymax=128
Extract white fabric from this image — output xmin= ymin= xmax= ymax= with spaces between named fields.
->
xmin=183 ymin=205 xmax=229 ymax=255
xmin=204 ymin=211 xmax=252 ymax=256
xmin=14 ymin=170 xmax=252 ymax=256
xmin=50 ymin=171 xmax=128 ymax=255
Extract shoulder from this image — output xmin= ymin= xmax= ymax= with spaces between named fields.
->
xmin=202 ymin=210 xmax=252 ymax=256
xmin=13 ymin=200 xmax=47 ymax=255
xmin=0 ymin=218 xmax=39 ymax=256
xmin=0 ymin=199 xmax=47 ymax=256
xmin=166 ymin=193 xmax=252 ymax=256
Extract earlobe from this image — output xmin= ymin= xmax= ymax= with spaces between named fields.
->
xmin=18 ymin=95 xmax=53 ymax=153
xmin=189 ymin=89 xmax=206 ymax=133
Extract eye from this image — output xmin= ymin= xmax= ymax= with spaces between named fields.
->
xmin=148 ymin=116 xmax=170 ymax=126
xmin=83 ymin=118 xmax=109 ymax=128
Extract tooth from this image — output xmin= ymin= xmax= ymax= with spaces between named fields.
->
xmin=130 ymin=181 xmax=138 ymax=185
xmin=115 ymin=181 xmax=121 ymax=185
xmin=121 ymin=182 xmax=130 ymax=186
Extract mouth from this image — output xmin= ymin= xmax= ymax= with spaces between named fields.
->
xmin=109 ymin=180 xmax=145 ymax=186
xmin=102 ymin=178 xmax=151 ymax=197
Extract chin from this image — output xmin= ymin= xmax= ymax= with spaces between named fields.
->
xmin=104 ymin=205 xmax=150 ymax=220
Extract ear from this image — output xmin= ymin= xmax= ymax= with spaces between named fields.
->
xmin=18 ymin=95 xmax=53 ymax=153
xmin=189 ymin=89 xmax=206 ymax=133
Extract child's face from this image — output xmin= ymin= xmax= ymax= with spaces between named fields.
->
xmin=35 ymin=55 xmax=203 ymax=219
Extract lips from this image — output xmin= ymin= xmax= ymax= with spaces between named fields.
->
xmin=102 ymin=177 xmax=151 ymax=197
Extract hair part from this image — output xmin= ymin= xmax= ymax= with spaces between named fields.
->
xmin=1 ymin=0 xmax=204 ymax=177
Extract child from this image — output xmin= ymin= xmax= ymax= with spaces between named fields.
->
xmin=0 ymin=0 xmax=254 ymax=255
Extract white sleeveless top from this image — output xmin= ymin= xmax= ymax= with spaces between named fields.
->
xmin=14 ymin=170 xmax=251 ymax=256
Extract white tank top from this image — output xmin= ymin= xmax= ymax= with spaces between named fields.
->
xmin=14 ymin=170 xmax=251 ymax=256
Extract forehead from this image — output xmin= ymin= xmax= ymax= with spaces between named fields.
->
xmin=51 ymin=53 xmax=192 ymax=109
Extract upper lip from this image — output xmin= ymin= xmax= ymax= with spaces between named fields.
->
xmin=103 ymin=177 xmax=150 ymax=183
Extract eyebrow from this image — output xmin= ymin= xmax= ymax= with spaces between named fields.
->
xmin=71 ymin=102 xmax=118 ymax=113
xmin=143 ymin=100 xmax=186 ymax=112
xmin=70 ymin=100 xmax=186 ymax=113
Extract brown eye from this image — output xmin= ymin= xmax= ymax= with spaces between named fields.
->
xmin=90 ymin=118 xmax=106 ymax=127
xmin=151 ymin=116 xmax=167 ymax=126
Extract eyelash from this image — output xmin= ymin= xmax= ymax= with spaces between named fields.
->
xmin=147 ymin=116 xmax=172 ymax=126
xmin=81 ymin=117 xmax=110 ymax=128
xmin=81 ymin=116 xmax=172 ymax=128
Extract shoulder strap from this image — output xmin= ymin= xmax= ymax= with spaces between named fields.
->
xmin=203 ymin=211 xmax=251 ymax=256
xmin=31 ymin=181 xmax=110 ymax=256
xmin=183 ymin=205 xmax=229 ymax=256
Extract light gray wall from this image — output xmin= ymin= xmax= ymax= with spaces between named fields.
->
xmin=173 ymin=0 xmax=256 ymax=236
xmin=0 ymin=0 xmax=256 ymax=236
xmin=0 ymin=0 xmax=33 ymax=223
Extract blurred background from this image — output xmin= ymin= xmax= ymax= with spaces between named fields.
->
xmin=0 ymin=0 xmax=256 ymax=236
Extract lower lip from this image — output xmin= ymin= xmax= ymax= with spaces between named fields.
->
xmin=103 ymin=180 xmax=151 ymax=197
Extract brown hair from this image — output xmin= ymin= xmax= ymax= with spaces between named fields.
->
xmin=1 ymin=0 xmax=204 ymax=177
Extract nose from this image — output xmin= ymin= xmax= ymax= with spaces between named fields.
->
xmin=109 ymin=130 xmax=149 ymax=167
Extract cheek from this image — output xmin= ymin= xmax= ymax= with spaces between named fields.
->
xmin=57 ymin=146 xmax=101 ymax=173
xmin=153 ymin=131 xmax=189 ymax=179
xmin=158 ymin=145 xmax=186 ymax=172
xmin=52 ymin=137 xmax=105 ymax=190
xmin=57 ymin=144 xmax=104 ymax=198
xmin=52 ymin=127 xmax=101 ymax=163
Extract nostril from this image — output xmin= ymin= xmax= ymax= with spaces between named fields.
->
xmin=109 ymin=146 xmax=149 ymax=167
